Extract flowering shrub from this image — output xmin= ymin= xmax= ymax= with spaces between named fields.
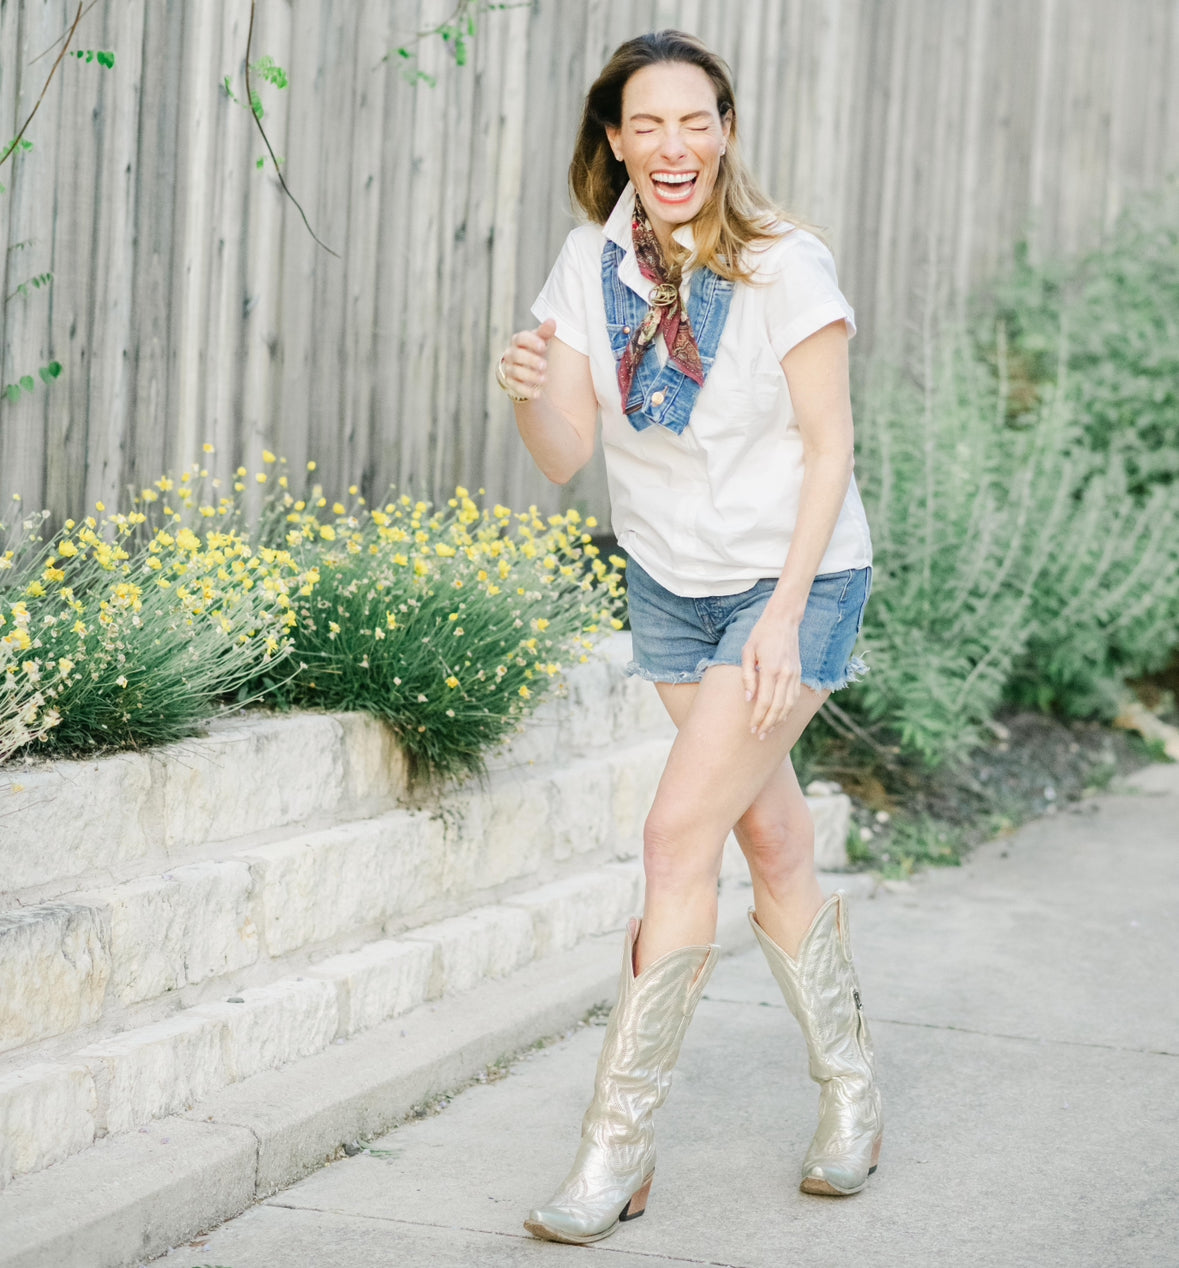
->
xmin=249 ymin=478 xmax=625 ymax=781
xmin=1 ymin=454 xmax=624 ymax=781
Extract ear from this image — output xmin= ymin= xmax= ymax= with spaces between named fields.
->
xmin=604 ymin=124 xmax=623 ymax=162
xmin=721 ymin=110 xmax=733 ymax=146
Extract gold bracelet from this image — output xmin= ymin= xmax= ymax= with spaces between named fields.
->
xmin=495 ymin=354 xmax=529 ymax=403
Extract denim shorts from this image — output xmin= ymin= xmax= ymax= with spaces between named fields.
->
xmin=625 ymin=557 xmax=871 ymax=692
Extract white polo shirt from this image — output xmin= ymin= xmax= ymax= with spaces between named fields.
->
xmin=531 ymin=184 xmax=872 ymax=597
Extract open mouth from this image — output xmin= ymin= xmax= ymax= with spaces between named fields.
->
xmin=649 ymin=171 xmax=698 ymax=203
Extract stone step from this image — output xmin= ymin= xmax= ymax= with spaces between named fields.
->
xmin=0 ymin=635 xmax=670 ymax=904
xmin=0 ymin=870 xmax=875 ymax=1268
xmin=0 ymin=737 xmax=671 ymax=1061
xmin=0 ymin=862 xmax=646 ymax=1192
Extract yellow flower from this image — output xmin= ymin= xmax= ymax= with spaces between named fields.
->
xmin=57 ymin=657 xmax=75 ymax=676
xmin=58 ymin=540 xmax=78 ymax=558
xmin=518 ymin=685 xmax=531 ymax=699
xmin=73 ymin=620 xmax=87 ymax=636
xmin=445 ymin=675 xmax=460 ymax=689
xmin=332 ymin=502 xmax=345 ymax=516
xmin=263 ymin=450 xmax=277 ymax=464
xmin=43 ymin=566 xmax=65 ymax=583
xmin=610 ymin=617 xmax=624 ymax=630
xmin=532 ymin=618 xmax=550 ymax=632
xmin=319 ymin=525 xmax=336 ymax=541
xmin=256 ymin=473 xmax=267 ymax=484
xmin=203 ymin=442 xmax=215 ymax=453
xmin=95 ymin=500 xmax=106 ymax=512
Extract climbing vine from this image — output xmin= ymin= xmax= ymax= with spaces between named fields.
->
xmin=388 ymin=0 xmax=529 ymax=87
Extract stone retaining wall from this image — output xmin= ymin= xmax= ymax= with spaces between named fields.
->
xmin=0 ymin=636 xmax=850 ymax=1191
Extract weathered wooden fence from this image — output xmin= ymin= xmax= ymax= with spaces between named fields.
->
xmin=1 ymin=0 xmax=1177 ymax=524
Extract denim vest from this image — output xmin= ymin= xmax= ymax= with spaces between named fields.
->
xmin=601 ymin=240 xmax=734 ymax=436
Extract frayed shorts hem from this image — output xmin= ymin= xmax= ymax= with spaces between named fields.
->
xmin=625 ymin=653 xmax=870 ymax=692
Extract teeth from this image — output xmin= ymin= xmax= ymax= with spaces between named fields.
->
xmin=652 ymin=172 xmax=696 ymax=185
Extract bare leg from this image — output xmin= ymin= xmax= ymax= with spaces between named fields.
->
xmin=637 ymin=665 xmax=828 ymax=971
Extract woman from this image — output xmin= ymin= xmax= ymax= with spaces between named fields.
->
xmin=496 ymin=30 xmax=880 ymax=1245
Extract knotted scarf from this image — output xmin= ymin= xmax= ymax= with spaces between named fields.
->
xmin=616 ymin=197 xmax=705 ymax=414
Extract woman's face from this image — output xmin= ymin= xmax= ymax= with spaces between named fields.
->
xmin=605 ymin=61 xmax=731 ymax=248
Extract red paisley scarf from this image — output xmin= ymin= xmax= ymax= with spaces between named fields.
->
xmin=616 ymin=196 xmax=705 ymax=412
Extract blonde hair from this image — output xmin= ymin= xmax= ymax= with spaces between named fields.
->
xmin=570 ymin=31 xmax=804 ymax=284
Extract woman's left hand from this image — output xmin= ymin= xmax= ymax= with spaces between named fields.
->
xmin=741 ymin=612 xmax=803 ymax=739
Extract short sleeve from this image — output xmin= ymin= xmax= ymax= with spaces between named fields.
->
xmin=531 ymin=229 xmax=591 ymax=357
xmin=761 ymin=230 xmax=856 ymax=362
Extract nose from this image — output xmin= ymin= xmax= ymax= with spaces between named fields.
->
xmin=658 ymin=127 xmax=689 ymax=161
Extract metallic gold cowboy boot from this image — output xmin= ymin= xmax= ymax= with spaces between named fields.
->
xmin=524 ymin=919 xmax=718 ymax=1244
xmin=750 ymin=893 xmax=883 ymax=1195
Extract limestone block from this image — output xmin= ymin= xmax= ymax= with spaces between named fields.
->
xmin=0 ymin=904 xmax=111 ymax=1053
xmin=306 ymin=939 xmax=434 ymax=1034
xmin=91 ymin=860 xmax=258 ymax=1007
xmin=606 ymin=739 xmax=670 ymax=851
xmin=196 ymin=978 xmax=339 ymax=1082
xmin=158 ymin=713 xmax=348 ymax=849
xmin=242 ymin=811 xmax=444 ymax=957
xmin=448 ymin=772 xmax=550 ymax=892
xmin=505 ymin=864 xmax=643 ymax=957
xmin=78 ymin=1012 xmax=229 ymax=1135
xmin=0 ymin=1062 xmax=96 ymax=1188
xmin=544 ymin=759 xmax=614 ymax=861
xmin=0 ymin=753 xmax=157 ymax=895
xmin=811 ymin=793 xmax=852 ymax=870
xmin=336 ymin=712 xmax=407 ymax=803
xmin=405 ymin=905 xmax=536 ymax=998
xmin=554 ymin=658 xmax=616 ymax=753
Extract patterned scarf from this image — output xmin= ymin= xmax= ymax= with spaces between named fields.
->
xmin=616 ymin=196 xmax=705 ymax=413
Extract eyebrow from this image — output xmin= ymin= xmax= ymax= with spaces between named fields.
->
xmin=627 ymin=110 xmax=714 ymax=123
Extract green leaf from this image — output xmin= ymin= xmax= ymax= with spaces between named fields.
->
xmin=454 ymin=37 xmax=468 ymax=66
xmin=223 ymin=74 xmax=237 ymax=100
xmin=397 ymin=46 xmax=411 ymax=59
xmin=3 ymin=384 xmax=20 ymax=403
xmin=46 ymin=360 xmax=63 ymax=379
xmin=249 ymin=90 xmax=263 ymax=119
xmin=256 ymin=155 xmax=265 ymax=169
xmin=97 ymin=51 xmax=116 ymax=69
xmin=19 ymin=138 xmax=33 ymax=152
xmin=19 ymin=375 xmax=35 ymax=393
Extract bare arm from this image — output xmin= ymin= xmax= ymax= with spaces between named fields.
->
xmin=742 ymin=320 xmax=855 ymax=736
xmin=501 ymin=319 xmax=599 ymax=486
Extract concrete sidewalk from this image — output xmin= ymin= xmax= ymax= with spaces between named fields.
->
xmin=150 ymin=764 xmax=1179 ymax=1268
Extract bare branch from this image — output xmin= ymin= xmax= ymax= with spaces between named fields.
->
xmin=29 ymin=0 xmax=102 ymax=65
xmin=1 ymin=3 xmax=85 ymax=173
xmin=244 ymin=0 xmax=339 ymax=259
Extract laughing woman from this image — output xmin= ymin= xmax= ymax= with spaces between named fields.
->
xmin=496 ymin=30 xmax=880 ymax=1244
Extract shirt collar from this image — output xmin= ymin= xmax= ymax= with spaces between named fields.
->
xmin=603 ymin=182 xmax=697 ymax=299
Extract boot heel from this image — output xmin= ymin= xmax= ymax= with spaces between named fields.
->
xmin=868 ymin=1134 xmax=882 ymax=1175
xmin=619 ymin=1173 xmax=654 ymax=1222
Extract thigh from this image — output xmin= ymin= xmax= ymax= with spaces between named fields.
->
xmin=650 ymin=665 xmax=828 ymax=840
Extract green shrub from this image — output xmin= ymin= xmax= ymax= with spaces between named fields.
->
xmin=978 ymin=179 xmax=1179 ymax=499
xmin=255 ymin=488 xmax=623 ymax=783
xmin=847 ymin=321 xmax=1179 ymax=764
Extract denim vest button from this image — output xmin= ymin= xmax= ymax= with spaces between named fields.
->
xmin=650 ymin=390 xmax=665 ymax=406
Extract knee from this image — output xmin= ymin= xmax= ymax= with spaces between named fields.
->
xmin=738 ymin=802 xmax=814 ymax=883
xmin=642 ymin=806 xmax=721 ymax=892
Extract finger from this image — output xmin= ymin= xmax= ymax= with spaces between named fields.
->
xmin=758 ymin=675 xmax=791 ymax=740
xmin=535 ymin=317 xmax=557 ymax=343
xmin=749 ymin=668 xmax=776 ymax=734
xmin=741 ymin=644 xmax=757 ymax=703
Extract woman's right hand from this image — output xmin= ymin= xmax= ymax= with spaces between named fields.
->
xmin=499 ymin=318 xmax=557 ymax=401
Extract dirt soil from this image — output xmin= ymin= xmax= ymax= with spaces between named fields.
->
xmin=819 ymin=710 xmax=1161 ymax=875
